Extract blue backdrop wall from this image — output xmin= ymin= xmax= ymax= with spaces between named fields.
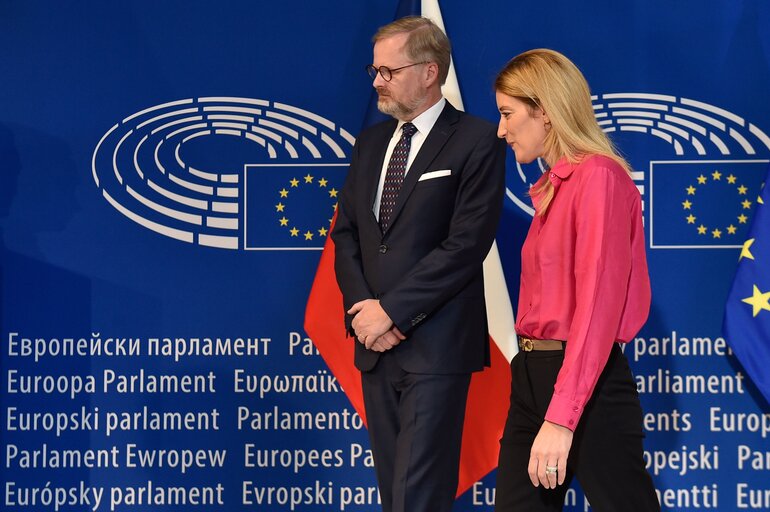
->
xmin=2 ymin=1 xmax=769 ymax=510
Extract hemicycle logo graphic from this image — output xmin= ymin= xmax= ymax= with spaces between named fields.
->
xmin=92 ymin=97 xmax=353 ymax=250
xmin=505 ymin=93 xmax=770 ymax=249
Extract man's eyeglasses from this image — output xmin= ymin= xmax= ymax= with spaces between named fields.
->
xmin=366 ymin=62 xmax=427 ymax=82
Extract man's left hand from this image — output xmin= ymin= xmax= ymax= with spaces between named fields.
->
xmin=348 ymin=299 xmax=393 ymax=348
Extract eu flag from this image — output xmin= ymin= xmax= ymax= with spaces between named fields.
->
xmin=723 ymin=164 xmax=770 ymax=405
xmin=650 ymin=160 xmax=766 ymax=249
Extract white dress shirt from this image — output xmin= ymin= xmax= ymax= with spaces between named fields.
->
xmin=372 ymin=97 xmax=447 ymax=219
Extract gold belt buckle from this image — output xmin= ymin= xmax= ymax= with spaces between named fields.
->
xmin=520 ymin=337 xmax=534 ymax=352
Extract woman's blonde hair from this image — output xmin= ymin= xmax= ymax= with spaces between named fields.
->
xmin=495 ymin=49 xmax=629 ymax=214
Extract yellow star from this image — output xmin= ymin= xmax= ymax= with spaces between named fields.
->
xmin=742 ymin=285 xmax=770 ymax=317
xmin=759 ymin=195 xmax=765 ymax=205
xmin=290 ymin=178 xmax=299 ymax=187
xmin=686 ymin=214 xmax=696 ymax=224
xmin=329 ymin=188 xmax=338 ymax=198
xmin=332 ymin=202 xmax=338 ymax=210
xmin=682 ymin=199 xmax=692 ymax=210
xmin=686 ymin=185 xmax=696 ymax=195
xmin=740 ymin=238 xmax=755 ymax=260
xmin=712 ymin=228 xmax=722 ymax=238
xmin=742 ymin=199 xmax=752 ymax=210
xmin=275 ymin=202 xmax=285 ymax=212
xmin=697 ymin=225 xmax=707 ymax=235
xmin=727 ymin=174 xmax=737 ymax=184
xmin=304 ymin=231 xmax=313 ymax=240
xmin=318 ymin=178 xmax=328 ymax=187
xmin=290 ymin=227 xmax=299 ymax=237
xmin=738 ymin=185 xmax=748 ymax=195
xmin=727 ymin=225 xmax=737 ymax=235
xmin=279 ymin=188 xmax=289 ymax=198
xmin=712 ymin=170 xmax=722 ymax=180
xmin=318 ymin=227 xmax=328 ymax=236
xmin=697 ymin=174 xmax=707 ymax=185
xmin=279 ymin=217 xmax=289 ymax=226
xmin=738 ymin=214 xmax=748 ymax=224
xmin=304 ymin=174 xmax=314 ymax=184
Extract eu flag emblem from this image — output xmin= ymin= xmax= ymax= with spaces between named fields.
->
xmin=650 ymin=160 xmax=767 ymax=248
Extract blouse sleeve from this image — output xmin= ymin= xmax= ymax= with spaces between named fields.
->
xmin=544 ymin=163 xmax=635 ymax=430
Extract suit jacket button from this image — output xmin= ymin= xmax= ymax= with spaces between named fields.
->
xmin=379 ymin=244 xmax=388 ymax=254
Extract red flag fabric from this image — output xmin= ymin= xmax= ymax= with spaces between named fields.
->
xmin=303 ymin=217 xmax=367 ymax=426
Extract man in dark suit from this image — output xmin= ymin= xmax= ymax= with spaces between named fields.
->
xmin=332 ymin=15 xmax=505 ymax=512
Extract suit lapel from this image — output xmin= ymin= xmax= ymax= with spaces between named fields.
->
xmin=385 ymin=103 xmax=459 ymax=233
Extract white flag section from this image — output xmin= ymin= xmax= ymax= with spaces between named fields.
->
xmin=422 ymin=0 xmax=518 ymax=362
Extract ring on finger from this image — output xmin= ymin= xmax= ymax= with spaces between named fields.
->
xmin=545 ymin=465 xmax=558 ymax=474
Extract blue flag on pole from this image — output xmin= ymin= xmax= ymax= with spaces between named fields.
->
xmin=723 ymin=164 xmax=770 ymax=405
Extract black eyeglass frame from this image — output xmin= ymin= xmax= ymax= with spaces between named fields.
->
xmin=366 ymin=62 xmax=428 ymax=82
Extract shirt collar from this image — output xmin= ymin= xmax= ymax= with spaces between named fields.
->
xmin=394 ymin=97 xmax=446 ymax=138
xmin=548 ymin=157 xmax=575 ymax=180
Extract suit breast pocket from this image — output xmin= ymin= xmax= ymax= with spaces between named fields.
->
xmin=413 ymin=171 xmax=457 ymax=190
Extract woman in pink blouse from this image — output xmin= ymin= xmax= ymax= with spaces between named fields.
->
xmin=493 ymin=49 xmax=660 ymax=511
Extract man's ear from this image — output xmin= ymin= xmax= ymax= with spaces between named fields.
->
xmin=424 ymin=62 xmax=439 ymax=87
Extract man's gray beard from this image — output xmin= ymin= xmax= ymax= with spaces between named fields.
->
xmin=377 ymin=94 xmax=426 ymax=121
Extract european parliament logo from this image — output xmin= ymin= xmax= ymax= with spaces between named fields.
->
xmin=91 ymin=97 xmax=353 ymax=250
xmin=504 ymin=93 xmax=770 ymax=249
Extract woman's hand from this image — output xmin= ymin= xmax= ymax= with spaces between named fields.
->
xmin=528 ymin=420 xmax=573 ymax=489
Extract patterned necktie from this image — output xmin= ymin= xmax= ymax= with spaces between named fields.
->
xmin=379 ymin=122 xmax=417 ymax=231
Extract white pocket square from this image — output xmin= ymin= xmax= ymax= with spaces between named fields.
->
xmin=418 ymin=169 xmax=452 ymax=181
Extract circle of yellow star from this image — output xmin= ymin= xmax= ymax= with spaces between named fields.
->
xmin=712 ymin=170 xmax=722 ymax=180
xmin=737 ymin=185 xmax=748 ymax=195
xmin=726 ymin=174 xmax=737 ymax=184
xmin=697 ymin=225 xmax=707 ymax=235
xmin=682 ymin=199 xmax=693 ymax=210
xmin=686 ymin=185 xmax=696 ymax=195
xmin=711 ymin=228 xmax=722 ymax=238
xmin=726 ymin=225 xmax=737 ymax=235
xmin=697 ymin=175 xmax=707 ymax=185
xmin=742 ymin=285 xmax=770 ymax=317
xmin=276 ymin=175 xmax=338 ymax=242
xmin=686 ymin=214 xmax=696 ymax=224
xmin=738 ymin=214 xmax=748 ymax=224
xmin=742 ymin=199 xmax=752 ymax=210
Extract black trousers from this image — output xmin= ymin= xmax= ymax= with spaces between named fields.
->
xmin=362 ymin=351 xmax=471 ymax=512
xmin=495 ymin=344 xmax=660 ymax=512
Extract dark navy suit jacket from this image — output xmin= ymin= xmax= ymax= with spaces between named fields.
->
xmin=332 ymin=101 xmax=506 ymax=374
